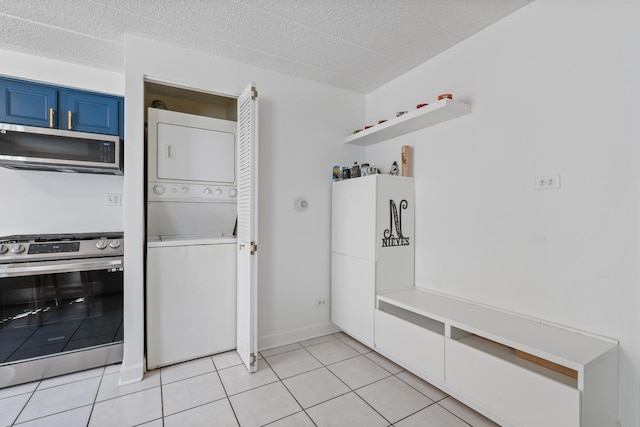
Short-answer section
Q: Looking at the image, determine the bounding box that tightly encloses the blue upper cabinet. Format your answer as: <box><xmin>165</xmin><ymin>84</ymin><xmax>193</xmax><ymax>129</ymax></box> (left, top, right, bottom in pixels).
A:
<box><xmin>60</xmin><ymin>90</ymin><xmax>120</xmax><ymax>136</ymax></box>
<box><xmin>118</xmin><ymin>98</ymin><xmax>124</xmax><ymax>140</ymax></box>
<box><xmin>0</xmin><ymin>79</ymin><xmax>57</xmax><ymax>128</ymax></box>
<box><xmin>0</xmin><ymin>77</ymin><xmax>123</xmax><ymax>138</ymax></box>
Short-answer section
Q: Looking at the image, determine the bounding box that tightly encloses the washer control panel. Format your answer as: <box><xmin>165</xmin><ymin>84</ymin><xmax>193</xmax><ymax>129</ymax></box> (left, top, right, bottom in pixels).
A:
<box><xmin>148</xmin><ymin>182</ymin><xmax>237</xmax><ymax>202</ymax></box>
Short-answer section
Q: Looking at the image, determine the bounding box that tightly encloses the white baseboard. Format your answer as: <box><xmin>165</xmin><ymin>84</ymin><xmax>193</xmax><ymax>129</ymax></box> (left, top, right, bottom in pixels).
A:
<box><xmin>258</xmin><ymin>322</ymin><xmax>339</xmax><ymax>351</ymax></box>
<box><xmin>118</xmin><ymin>361</ymin><xmax>144</xmax><ymax>386</ymax></box>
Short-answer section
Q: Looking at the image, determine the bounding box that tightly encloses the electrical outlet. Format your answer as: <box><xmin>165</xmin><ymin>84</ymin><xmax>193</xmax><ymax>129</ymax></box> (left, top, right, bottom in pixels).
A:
<box><xmin>315</xmin><ymin>297</ymin><xmax>328</xmax><ymax>308</ymax></box>
<box><xmin>534</xmin><ymin>174</ymin><xmax>561</xmax><ymax>190</ymax></box>
<box><xmin>105</xmin><ymin>193</ymin><xmax>121</xmax><ymax>206</ymax></box>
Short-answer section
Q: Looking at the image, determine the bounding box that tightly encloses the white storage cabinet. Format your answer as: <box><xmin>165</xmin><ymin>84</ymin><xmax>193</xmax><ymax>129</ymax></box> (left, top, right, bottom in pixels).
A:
<box><xmin>375</xmin><ymin>289</ymin><xmax>619</xmax><ymax>427</ymax></box>
<box><xmin>331</xmin><ymin>174</ymin><xmax>414</xmax><ymax>347</ymax></box>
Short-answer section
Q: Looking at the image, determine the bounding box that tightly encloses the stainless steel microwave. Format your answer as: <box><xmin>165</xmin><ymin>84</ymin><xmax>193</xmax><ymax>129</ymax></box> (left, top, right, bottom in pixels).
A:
<box><xmin>0</xmin><ymin>122</ymin><xmax>122</xmax><ymax>175</ymax></box>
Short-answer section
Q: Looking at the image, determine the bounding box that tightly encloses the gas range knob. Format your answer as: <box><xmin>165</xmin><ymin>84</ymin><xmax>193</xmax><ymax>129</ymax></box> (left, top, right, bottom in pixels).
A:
<box><xmin>96</xmin><ymin>239</ymin><xmax>108</xmax><ymax>250</ymax></box>
<box><xmin>109</xmin><ymin>240</ymin><xmax>121</xmax><ymax>249</ymax></box>
<box><xmin>203</xmin><ymin>187</ymin><xmax>213</xmax><ymax>195</ymax></box>
<box><xmin>152</xmin><ymin>184</ymin><xmax>165</xmax><ymax>196</ymax></box>
<box><xmin>0</xmin><ymin>244</ymin><xmax>8</xmax><ymax>254</ymax></box>
<box><xmin>228</xmin><ymin>188</ymin><xmax>238</xmax><ymax>198</ymax></box>
<box><xmin>215</xmin><ymin>188</ymin><xmax>223</xmax><ymax>196</ymax></box>
<box><xmin>11</xmin><ymin>244</ymin><xmax>25</xmax><ymax>254</ymax></box>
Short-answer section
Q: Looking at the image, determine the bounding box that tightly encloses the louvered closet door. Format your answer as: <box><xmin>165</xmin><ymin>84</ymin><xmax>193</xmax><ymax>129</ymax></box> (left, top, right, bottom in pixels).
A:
<box><xmin>236</xmin><ymin>82</ymin><xmax>259</xmax><ymax>373</ymax></box>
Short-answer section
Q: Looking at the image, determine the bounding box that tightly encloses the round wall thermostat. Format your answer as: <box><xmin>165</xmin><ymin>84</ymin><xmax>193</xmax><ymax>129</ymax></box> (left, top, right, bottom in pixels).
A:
<box><xmin>294</xmin><ymin>196</ymin><xmax>309</xmax><ymax>212</ymax></box>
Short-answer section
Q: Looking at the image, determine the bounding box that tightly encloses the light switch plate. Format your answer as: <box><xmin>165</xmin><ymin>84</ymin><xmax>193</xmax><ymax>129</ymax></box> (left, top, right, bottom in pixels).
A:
<box><xmin>534</xmin><ymin>175</ymin><xmax>561</xmax><ymax>190</ymax></box>
<box><xmin>105</xmin><ymin>193</ymin><xmax>121</xmax><ymax>206</ymax></box>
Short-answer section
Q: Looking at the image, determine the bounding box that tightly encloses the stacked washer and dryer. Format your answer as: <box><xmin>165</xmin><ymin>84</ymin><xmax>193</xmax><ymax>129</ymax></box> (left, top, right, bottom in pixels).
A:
<box><xmin>145</xmin><ymin>108</ymin><xmax>238</xmax><ymax>369</ymax></box>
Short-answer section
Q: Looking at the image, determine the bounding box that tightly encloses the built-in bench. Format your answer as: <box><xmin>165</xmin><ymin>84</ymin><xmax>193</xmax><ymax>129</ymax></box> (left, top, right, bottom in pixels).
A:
<box><xmin>374</xmin><ymin>288</ymin><xmax>618</xmax><ymax>427</ymax></box>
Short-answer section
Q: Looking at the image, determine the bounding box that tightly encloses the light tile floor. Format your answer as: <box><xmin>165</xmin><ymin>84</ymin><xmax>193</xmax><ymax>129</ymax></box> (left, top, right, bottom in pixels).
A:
<box><xmin>0</xmin><ymin>332</ymin><xmax>500</xmax><ymax>426</ymax></box>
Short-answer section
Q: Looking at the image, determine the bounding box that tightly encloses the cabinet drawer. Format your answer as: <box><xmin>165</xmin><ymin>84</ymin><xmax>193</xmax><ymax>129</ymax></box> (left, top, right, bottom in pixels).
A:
<box><xmin>445</xmin><ymin>337</ymin><xmax>580</xmax><ymax>427</ymax></box>
<box><xmin>374</xmin><ymin>308</ymin><xmax>444</xmax><ymax>382</ymax></box>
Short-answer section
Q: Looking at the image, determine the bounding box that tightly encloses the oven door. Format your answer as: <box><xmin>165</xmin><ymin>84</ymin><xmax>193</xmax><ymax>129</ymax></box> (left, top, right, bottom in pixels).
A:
<box><xmin>0</xmin><ymin>257</ymin><xmax>123</xmax><ymax>387</ymax></box>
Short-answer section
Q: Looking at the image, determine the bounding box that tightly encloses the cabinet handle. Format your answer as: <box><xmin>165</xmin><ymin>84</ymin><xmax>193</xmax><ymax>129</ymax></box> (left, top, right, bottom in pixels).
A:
<box><xmin>68</xmin><ymin>111</ymin><xmax>72</xmax><ymax>130</ymax></box>
<box><xmin>49</xmin><ymin>108</ymin><xmax>54</xmax><ymax>128</ymax></box>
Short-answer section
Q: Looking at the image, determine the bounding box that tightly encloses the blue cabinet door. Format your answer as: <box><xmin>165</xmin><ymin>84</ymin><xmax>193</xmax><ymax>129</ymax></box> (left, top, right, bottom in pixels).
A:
<box><xmin>60</xmin><ymin>90</ymin><xmax>120</xmax><ymax>136</ymax></box>
<box><xmin>0</xmin><ymin>79</ymin><xmax>57</xmax><ymax>128</ymax></box>
<box><xmin>118</xmin><ymin>98</ymin><xmax>124</xmax><ymax>140</ymax></box>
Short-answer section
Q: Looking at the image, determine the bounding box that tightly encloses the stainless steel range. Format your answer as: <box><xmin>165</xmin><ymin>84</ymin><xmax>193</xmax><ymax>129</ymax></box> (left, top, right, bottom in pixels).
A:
<box><xmin>0</xmin><ymin>232</ymin><xmax>124</xmax><ymax>388</ymax></box>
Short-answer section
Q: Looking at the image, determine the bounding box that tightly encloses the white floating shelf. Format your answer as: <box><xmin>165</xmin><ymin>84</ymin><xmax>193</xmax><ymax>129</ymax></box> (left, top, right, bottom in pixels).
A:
<box><xmin>345</xmin><ymin>98</ymin><xmax>471</xmax><ymax>146</ymax></box>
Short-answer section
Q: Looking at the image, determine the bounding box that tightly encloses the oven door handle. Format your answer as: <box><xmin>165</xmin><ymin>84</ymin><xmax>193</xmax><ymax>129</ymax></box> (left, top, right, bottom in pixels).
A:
<box><xmin>0</xmin><ymin>257</ymin><xmax>123</xmax><ymax>278</ymax></box>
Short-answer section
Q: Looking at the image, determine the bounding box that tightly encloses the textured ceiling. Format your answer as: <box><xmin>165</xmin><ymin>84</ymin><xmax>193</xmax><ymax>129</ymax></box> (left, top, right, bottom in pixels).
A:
<box><xmin>0</xmin><ymin>0</ymin><xmax>532</xmax><ymax>93</ymax></box>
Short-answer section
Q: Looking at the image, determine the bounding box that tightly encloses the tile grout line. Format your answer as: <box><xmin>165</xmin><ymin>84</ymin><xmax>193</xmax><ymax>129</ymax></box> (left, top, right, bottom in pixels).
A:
<box><xmin>436</xmin><ymin>401</ymin><xmax>476</xmax><ymax>427</ymax></box>
<box><xmin>4</xmin><ymin>336</ymin><xmax>486</xmax><ymax>427</ymax></box>
<box><xmin>211</xmin><ymin>355</ymin><xmax>243</xmax><ymax>427</ymax></box>
<box><xmin>391</xmin><ymin>372</ymin><xmax>447</xmax><ymax>404</ymax></box>
<box><xmin>260</xmin><ymin>343</ymin><xmax>304</xmax><ymax>359</ymax></box>
<box><xmin>297</xmin><ymin>339</ymin><xmax>395</xmax><ymax>426</ymax></box>
<box><xmin>262</xmin><ymin>335</ymin><xmax>397</xmax><ymax>425</ymax></box>
<box><xmin>264</xmin><ymin>353</ymin><xmax>353</xmax><ymax>414</ymax></box>
<box><xmin>158</xmin><ymin>367</ymin><xmax>165</xmax><ymax>426</ymax></box>
<box><xmin>11</xmin><ymin>404</ymin><xmax>95</xmax><ymax>426</ymax></box>
<box><xmin>10</xmin><ymin>376</ymin><xmax>104</xmax><ymax>426</ymax></box>
<box><xmin>333</xmin><ymin>334</ymin><xmax>488</xmax><ymax>426</ymax></box>
<box><xmin>88</xmin><ymin>374</ymin><xmax>159</xmax><ymax>404</ymax></box>
<box><xmin>258</xmin><ymin>352</ymin><xmax>309</xmax><ymax>425</ymax></box>
<box><xmin>8</xmin><ymin>379</ymin><xmax>40</xmax><ymax>426</ymax></box>
<box><xmin>298</xmin><ymin>334</ymin><xmax>461</xmax><ymax>426</ymax></box>
<box><xmin>386</xmin><ymin>401</ymin><xmax>439</xmax><ymax>426</ymax></box>
<box><xmin>340</xmin><ymin>372</ymin><xmax>395</xmax><ymax>425</ymax></box>
<box><xmin>86</xmin><ymin>366</ymin><xmax>107</xmax><ymax>426</ymax></box>
<box><xmin>260</xmin><ymin>410</ymin><xmax>318</xmax><ymax>427</ymax></box>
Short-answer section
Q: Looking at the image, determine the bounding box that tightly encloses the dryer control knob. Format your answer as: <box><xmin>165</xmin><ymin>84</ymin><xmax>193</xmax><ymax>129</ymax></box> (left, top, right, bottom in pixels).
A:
<box><xmin>109</xmin><ymin>240</ymin><xmax>121</xmax><ymax>249</ymax></box>
<box><xmin>228</xmin><ymin>188</ymin><xmax>238</xmax><ymax>198</ymax></box>
<box><xmin>152</xmin><ymin>184</ymin><xmax>165</xmax><ymax>195</ymax></box>
<box><xmin>96</xmin><ymin>239</ymin><xmax>108</xmax><ymax>250</ymax></box>
<box><xmin>11</xmin><ymin>244</ymin><xmax>25</xmax><ymax>254</ymax></box>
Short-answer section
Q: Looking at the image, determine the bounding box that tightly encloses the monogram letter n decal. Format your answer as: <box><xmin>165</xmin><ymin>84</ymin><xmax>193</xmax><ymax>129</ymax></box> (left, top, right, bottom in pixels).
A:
<box><xmin>382</xmin><ymin>199</ymin><xmax>410</xmax><ymax>247</ymax></box>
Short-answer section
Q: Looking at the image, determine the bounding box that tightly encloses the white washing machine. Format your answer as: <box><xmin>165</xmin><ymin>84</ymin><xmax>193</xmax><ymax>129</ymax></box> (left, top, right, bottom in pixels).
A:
<box><xmin>146</xmin><ymin>235</ymin><xmax>236</xmax><ymax>369</ymax></box>
<box><xmin>145</xmin><ymin>108</ymin><xmax>238</xmax><ymax>368</ymax></box>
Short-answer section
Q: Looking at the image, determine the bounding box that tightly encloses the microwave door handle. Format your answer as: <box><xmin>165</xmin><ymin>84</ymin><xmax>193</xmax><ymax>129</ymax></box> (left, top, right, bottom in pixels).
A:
<box><xmin>0</xmin><ymin>258</ymin><xmax>123</xmax><ymax>278</ymax></box>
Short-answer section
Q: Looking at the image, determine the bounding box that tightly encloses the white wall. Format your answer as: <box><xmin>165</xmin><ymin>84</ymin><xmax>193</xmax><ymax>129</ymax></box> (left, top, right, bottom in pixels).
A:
<box><xmin>122</xmin><ymin>37</ymin><xmax>364</xmax><ymax>382</ymax></box>
<box><xmin>0</xmin><ymin>50</ymin><xmax>124</xmax><ymax>235</ymax></box>
<box><xmin>0</xmin><ymin>44</ymin><xmax>363</xmax><ymax>384</ymax></box>
<box><xmin>364</xmin><ymin>1</ymin><xmax>640</xmax><ymax>425</ymax></box>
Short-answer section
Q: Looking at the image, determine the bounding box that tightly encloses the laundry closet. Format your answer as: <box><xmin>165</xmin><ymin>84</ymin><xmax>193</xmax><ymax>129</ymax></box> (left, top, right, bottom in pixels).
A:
<box><xmin>143</xmin><ymin>82</ymin><xmax>240</xmax><ymax>369</ymax></box>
